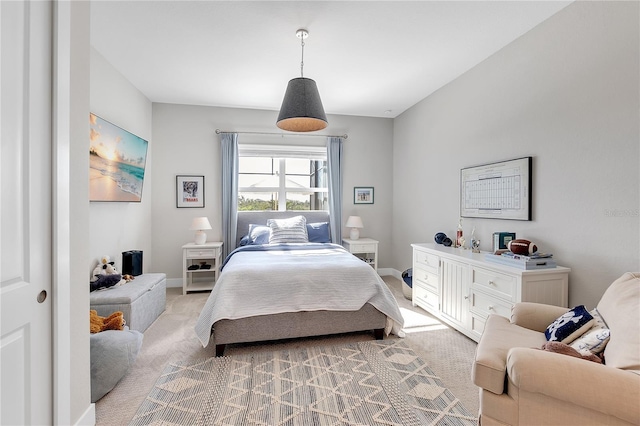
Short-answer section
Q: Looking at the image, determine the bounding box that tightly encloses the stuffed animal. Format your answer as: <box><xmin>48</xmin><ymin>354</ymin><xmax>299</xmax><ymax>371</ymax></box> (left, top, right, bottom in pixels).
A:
<box><xmin>90</xmin><ymin>255</ymin><xmax>125</xmax><ymax>291</ymax></box>
<box><xmin>91</xmin><ymin>255</ymin><xmax>117</xmax><ymax>282</ymax></box>
<box><xmin>122</xmin><ymin>274</ymin><xmax>135</xmax><ymax>282</ymax></box>
<box><xmin>540</xmin><ymin>341</ymin><xmax>602</xmax><ymax>364</ymax></box>
<box><xmin>90</xmin><ymin>310</ymin><xmax>125</xmax><ymax>333</ymax></box>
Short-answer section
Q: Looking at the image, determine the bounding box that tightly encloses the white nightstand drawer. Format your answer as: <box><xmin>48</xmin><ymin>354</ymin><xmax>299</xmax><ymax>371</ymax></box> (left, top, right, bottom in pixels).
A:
<box><xmin>349</xmin><ymin>243</ymin><xmax>376</xmax><ymax>253</ymax></box>
<box><xmin>414</xmin><ymin>250</ymin><xmax>439</xmax><ymax>274</ymax></box>
<box><xmin>186</xmin><ymin>248</ymin><xmax>217</xmax><ymax>258</ymax></box>
<box><xmin>472</xmin><ymin>266</ymin><xmax>516</xmax><ymax>302</ymax></box>
<box><xmin>413</xmin><ymin>267</ymin><xmax>439</xmax><ymax>293</ymax></box>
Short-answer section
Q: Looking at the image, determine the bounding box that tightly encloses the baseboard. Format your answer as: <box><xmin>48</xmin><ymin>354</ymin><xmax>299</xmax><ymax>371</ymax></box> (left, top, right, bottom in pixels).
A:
<box><xmin>378</xmin><ymin>268</ymin><xmax>402</xmax><ymax>280</ymax></box>
<box><xmin>75</xmin><ymin>403</ymin><xmax>95</xmax><ymax>426</ymax></box>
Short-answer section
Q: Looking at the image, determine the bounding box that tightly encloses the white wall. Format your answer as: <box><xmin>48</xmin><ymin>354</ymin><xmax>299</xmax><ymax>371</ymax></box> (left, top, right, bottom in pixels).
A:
<box><xmin>391</xmin><ymin>1</ymin><xmax>639</xmax><ymax>308</ymax></box>
<box><xmin>89</xmin><ymin>48</ymin><xmax>153</xmax><ymax>274</ymax></box>
<box><xmin>150</xmin><ymin>103</ymin><xmax>393</xmax><ymax>280</ymax></box>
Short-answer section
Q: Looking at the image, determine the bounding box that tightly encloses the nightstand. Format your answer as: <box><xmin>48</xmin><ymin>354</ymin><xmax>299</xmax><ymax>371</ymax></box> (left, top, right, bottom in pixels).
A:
<box><xmin>342</xmin><ymin>238</ymin><xmax>378</xmax><ymax>271</ymax></box>
<box><xmin>182</xmin><ymin>242</ymin><xmax>223</xmax><ymax>295</ymax></box>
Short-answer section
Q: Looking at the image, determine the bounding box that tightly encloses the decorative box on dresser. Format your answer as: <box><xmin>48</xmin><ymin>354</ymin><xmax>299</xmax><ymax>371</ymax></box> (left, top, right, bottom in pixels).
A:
<box><xmin>182</xmin><ymin>242</ymin><xmax>223</xmax><ymax>295</ymax></box>
<box><xmin>411</xmin><ymin>243</ymin><xmax>570</xmax><ymax>342</ymax></box>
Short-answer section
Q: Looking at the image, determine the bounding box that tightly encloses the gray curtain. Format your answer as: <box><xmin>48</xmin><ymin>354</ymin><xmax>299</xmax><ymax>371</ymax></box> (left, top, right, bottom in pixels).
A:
<box><xmin>220</xmin><ymin>133</ymin><xmax>238</xmax><ymax>258</ymax></box>
<box><xmin>327</xmin><ymin>137</ymin><xmax>343</xmax><ymax>243</ymax></box>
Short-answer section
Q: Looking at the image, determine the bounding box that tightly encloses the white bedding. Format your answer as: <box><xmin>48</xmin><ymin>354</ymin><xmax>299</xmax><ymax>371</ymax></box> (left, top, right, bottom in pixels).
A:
<box><xmin>195</xmin><ymin>244</ymin><xmax>405</xmax><ymax>347</ymax></box>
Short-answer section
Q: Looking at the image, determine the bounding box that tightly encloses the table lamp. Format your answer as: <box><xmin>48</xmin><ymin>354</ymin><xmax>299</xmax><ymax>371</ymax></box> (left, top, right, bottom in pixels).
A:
<box><xmin>190</xmin><ymin>217</ymin><xmax>212</xmax><ymax>245</ymax></box>
<box><xmin>345</xmin><ymin>216</ymin><xmax>363</xmax><ymax>240</ymax></box>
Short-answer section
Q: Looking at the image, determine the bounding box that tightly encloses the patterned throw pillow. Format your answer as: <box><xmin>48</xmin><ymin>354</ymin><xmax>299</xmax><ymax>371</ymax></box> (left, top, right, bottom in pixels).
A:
<box><xmin>545</xmin><ymin>305</ymin><xmax>595</xmax><ymax>344</ymax></box>
<box><xmin>570</xmin><ymin>308</ymin><xmax>611</xmax><ymax>356</ymax></box>
<box><xmin>267</xmin><ymin>216</ymin><xmax>309</xmax><ymax>244</ymax></box>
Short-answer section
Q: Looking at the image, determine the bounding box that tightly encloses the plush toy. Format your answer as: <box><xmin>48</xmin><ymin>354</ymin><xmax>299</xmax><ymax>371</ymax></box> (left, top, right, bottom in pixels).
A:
<box><xmin>90</xmin><ymin>310</ymin><xmax>125</xmax><ymax>334</ymax></box>
<box><xmin>122</xmin><ymin>274</ymin><xmax>135</xmax><ymax>282</ymax></box>
<box><xmin>90</xmin><ymin>255</ymin><xmax>125</xmax><ymax>291</ymax></box>
<box><xmin>91</xmin><ymin>255</ymin><xmax>116</xmax><ymax>282</ymax></box>
<box><xmin>540</xmin><ymin>341</ymin><xmax>602</xmax><ymax>364</ymax></box>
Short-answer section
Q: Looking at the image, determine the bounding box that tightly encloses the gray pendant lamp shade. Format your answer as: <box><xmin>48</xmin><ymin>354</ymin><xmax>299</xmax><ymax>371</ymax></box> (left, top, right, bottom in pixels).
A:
<box><xmin>276</xmin><ymin>29</ymin><xmax>328</xmax><ymax>132</ymax></box>
<box><xmin>277</xmin><ymin>77</ymin><xmax>328</xmax><ymax>132</ymax></box>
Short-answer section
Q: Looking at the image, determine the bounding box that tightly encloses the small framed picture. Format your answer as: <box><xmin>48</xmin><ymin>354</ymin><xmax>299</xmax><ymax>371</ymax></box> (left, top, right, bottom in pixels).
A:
<box><xmin>176</xmin><ymin>175</ymin><xmax>204</xmax><ymax>208</ymax></box>
<box><xmin>354</xmin><ymin>187</ymin><xmax>374</xmax><ymax>204</ymax></box>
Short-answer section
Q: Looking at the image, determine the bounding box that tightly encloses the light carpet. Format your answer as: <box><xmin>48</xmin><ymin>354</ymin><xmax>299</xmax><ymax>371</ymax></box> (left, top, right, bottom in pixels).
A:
<box><xmin>130</xmin><ymin>339</ymin><xmax>475</xmax><ymax>426</ymax></box>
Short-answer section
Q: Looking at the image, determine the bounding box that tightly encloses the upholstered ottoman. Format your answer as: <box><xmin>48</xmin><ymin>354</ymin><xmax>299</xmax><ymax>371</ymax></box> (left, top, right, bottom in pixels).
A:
<box><xmin>90</xmin><ymin>273</ymin><xmax>166</xmax><ymax>332</ymax></box>
<box><xmin>90</xmin><ymin>327</ymin><xmax>143</xmax><ymax>402</ymax></box>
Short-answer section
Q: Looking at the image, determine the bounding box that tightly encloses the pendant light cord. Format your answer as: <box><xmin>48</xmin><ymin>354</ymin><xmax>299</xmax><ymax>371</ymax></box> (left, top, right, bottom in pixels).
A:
<box><xmin>300</xmin><ymin>37</ymin><xmax>305</xmax><ymax>78</ymax></box>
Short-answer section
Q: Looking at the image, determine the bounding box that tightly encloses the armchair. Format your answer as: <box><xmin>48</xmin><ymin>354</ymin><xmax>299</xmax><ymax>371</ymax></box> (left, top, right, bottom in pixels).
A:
<box><xmin>472</xmin><ymin>272</ymin><xmax>640</xmax><ymax>425</ymax></box>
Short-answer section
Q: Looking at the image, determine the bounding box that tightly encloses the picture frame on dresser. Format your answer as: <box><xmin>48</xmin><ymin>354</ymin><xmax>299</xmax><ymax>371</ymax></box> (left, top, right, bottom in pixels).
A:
<box><xmin>176</xmin><ymin>175</ymin><xmax>204</xmax><ymax>208</ymax></box>
<box><xmin>354</xmin><ymin>187</ymin><xmax>374</xmax><ymax>204</ymax></box>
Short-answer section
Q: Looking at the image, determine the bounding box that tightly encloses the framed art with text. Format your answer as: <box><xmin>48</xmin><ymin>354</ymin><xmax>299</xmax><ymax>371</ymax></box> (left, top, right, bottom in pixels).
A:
<box><xmin>460</xmin><ymin>157</ymin><xmax>532</xmax><ymax>221</ymax></box>
<box><xmin>354</xmin><ymin>187</ymin><xmax>374</xmax><ymax>204</ymax></box>
<box><xmin>176</xmin><ymin>175</ymin><xmax>204</xmax><ymax>208</ymax></box>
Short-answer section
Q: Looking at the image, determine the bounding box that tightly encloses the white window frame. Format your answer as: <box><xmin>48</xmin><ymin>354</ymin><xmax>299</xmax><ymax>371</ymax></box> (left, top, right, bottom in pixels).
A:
<box><xmin>238</xmin><ymin>144</ymin><xmax>328</xmax><ymax>211</ymax></box>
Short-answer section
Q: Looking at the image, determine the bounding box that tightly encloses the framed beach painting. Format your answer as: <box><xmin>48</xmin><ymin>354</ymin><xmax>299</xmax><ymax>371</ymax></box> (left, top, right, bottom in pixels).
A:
<box><xmin>89</xmin><ymin>113</ymin><xmax>149</xmax><ymax>202</ymax></box>
<box><xmin>354</xmin><ymin>187</ymin><xmax>374</xmax><ymax>204</ymax></box>
<box><xmin>176</xmin><ymin>175</ymin><xmax>205</xmax><ymax>208</ymax></box>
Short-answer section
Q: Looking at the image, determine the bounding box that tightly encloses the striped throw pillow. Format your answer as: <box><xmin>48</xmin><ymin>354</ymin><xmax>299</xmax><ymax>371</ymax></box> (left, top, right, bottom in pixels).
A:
<box><xmin>267</xmin><ymin>216</ymin><xmax>308</xmax><ymax>244</ymax></box>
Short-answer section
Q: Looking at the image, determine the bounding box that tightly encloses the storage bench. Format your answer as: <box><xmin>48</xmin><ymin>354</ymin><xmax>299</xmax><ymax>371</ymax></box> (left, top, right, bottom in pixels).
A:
<box><xmin>90</xmin><ymin>273</ymin><xmax>166</xmax><ymax>332</ymax></box>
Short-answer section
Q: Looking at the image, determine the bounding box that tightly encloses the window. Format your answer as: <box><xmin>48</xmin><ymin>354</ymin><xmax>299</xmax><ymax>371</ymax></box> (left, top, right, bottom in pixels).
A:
<box><xmin>238</xmin><ymin>144</ymin><xmax>328</xmax><ymax>211</ymax></box>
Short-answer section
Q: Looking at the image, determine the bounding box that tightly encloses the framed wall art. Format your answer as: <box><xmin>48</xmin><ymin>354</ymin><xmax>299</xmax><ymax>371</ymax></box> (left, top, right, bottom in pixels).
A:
<box><xmin>176</xmin><ymin>175</ymin><xmax>204</xmax><ymax>208</ymax></box>
<box><xmin>89</xmin><ymin>113</ymin><xmax>148</xmax><ymax>202</ymax></box>
<box><xmin>354</xmin><ymin>187</ymin><xmax>374</xmax><ymax>204</ymax></box>
<box><xmin>460</xmin><ymin>156</ymin><xmax>532</xmax><ymax>221</ymax></box>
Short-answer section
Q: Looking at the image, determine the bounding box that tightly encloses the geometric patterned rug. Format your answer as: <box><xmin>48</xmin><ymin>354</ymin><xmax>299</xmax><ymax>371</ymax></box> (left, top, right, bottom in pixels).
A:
<box><xmin>129</xmin><ymin>339</ymin><xmax>477</xmax><ymax>425</ymax></box>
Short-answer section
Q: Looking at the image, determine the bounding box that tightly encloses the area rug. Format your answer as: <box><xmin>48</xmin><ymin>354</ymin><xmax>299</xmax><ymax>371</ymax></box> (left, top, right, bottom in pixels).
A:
<box><xmin>129</xmin><ymin>339</ymin><xmax>477</xmax><ymax>425</ymax></box>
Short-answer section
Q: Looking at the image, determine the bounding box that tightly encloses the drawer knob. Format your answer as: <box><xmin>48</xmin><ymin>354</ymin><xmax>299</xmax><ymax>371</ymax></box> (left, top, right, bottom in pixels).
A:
<box><xmin>464</xmin><ymin>295</ymin><xmax>469</xmax><ymax>300</ymax></box>
<box><xmin>488</xmin><ymin>305</ymin><xmax>494</xmax><ymax>311</ymax></box>
<box><xmin>488</xmin><ymin>280</ymin><xmax>495</xmax><ymax>286</ymax></box>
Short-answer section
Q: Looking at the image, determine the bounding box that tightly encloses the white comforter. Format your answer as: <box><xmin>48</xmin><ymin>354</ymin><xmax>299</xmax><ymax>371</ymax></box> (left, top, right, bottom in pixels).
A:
<box><xmin>195</xmin><ymin>244</ymin><xmax>404</xmax><ymax>347</ymax></box>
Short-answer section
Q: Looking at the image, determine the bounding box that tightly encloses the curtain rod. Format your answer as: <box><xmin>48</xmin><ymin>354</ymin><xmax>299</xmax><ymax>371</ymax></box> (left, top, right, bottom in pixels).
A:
<box><xmin>215</xmin><ymin>129</ymin><xmax>348</xmax><ymax>139</ymax></box>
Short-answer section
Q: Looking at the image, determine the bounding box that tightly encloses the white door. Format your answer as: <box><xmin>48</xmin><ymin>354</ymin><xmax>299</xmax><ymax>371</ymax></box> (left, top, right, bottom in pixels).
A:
<box><xmin>1</xmin><ymin>1</ymin><xmax>53</xmax><ymax>424</ymax></box>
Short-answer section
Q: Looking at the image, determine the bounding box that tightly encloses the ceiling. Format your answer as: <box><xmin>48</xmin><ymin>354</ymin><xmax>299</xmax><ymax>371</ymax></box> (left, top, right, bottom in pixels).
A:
<box><xmin>90</xmin><ymin>1</ymin><xmax>572</xmax><ymax>119</ymax></box>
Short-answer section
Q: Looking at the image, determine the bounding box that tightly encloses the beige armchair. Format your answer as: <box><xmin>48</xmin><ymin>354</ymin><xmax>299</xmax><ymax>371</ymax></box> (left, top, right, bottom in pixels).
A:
<box><xmin>472</xmin><ymin>272</ymin><xmax>640</xmax><ymax>425</ymax></box>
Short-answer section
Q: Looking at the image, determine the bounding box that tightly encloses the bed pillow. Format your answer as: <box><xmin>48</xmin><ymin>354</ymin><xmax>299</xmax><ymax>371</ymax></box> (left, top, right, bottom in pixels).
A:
<box><xmin>267</xmin><ymin>215</ymin><xmax>308</xmax><ymax>244</ymax></box>
<box><xmin>307</xmin><ymin>222</ymin><xmax>331</xmax><ymax>243</ymax></box>
<box><xmin>545</xmin><ymin>305</ymin><xmax>595</xmax><ymax>344</ymax></box>
<box><xmin>240</xmin><ymin>224</ymin><xmax>270</xmax><ymax>246</ymax></box>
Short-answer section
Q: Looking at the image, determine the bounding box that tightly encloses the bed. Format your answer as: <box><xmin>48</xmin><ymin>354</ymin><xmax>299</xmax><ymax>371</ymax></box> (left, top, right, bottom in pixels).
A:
<box><xmin>195</xmin><ymin>211</ymin><xmax>404</xmax><ymax>356</ymax></box>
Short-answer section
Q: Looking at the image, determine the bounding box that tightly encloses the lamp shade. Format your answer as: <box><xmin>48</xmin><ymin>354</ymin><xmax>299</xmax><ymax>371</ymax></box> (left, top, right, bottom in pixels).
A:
<box><xmin>189</xmin><ymin>217</ymin><xmax>212</xmax><ymax>231</ymax></box>
<box><xmin>345</xmin><ymin>216</ymin><xmax>363</xmax><ymax>228</ymax></box>
<box><xmin>276</xmin><ymin>77</ymin><xmax>328</xmax><ymax>132</ymax></box>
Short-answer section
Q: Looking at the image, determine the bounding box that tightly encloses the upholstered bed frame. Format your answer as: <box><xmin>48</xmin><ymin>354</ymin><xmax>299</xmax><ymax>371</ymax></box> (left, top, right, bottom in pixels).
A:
<box><xmin>211</xmin><ymin>211</ymin><xmax>387</xmax><ymax>356</ymax></box>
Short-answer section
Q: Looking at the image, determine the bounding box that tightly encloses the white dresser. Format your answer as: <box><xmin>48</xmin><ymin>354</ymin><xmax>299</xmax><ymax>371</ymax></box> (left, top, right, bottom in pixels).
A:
<box><xmin>411</xmin><ymin>243</ymin><xmax>570</xmax><ymax>342</ymax></box>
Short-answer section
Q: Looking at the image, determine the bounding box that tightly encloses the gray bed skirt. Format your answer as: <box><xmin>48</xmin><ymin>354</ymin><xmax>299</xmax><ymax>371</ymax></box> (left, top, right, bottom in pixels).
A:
<box><xmin>211</xmin><ymin>303</ymin><xmax>387</xmax><ymax>356</ymax></box>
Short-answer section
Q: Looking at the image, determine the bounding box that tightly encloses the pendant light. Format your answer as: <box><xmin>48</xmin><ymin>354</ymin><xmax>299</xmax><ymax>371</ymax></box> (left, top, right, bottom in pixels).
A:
<box><xmin>276</xmin><ymin>29</ymin><xmax>328</xmax><ymax>132</ymax></box>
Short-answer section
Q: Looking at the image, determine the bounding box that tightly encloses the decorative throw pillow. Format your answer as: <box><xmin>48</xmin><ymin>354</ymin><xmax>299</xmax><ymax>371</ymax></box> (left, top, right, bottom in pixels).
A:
<box><xmin>307</xmin><ymin>222</ymin><xmax>331</xmax><ymax>243</ymax></box>
<box><xmin>267</xmin><ymin>216</ymin><xmax>308</xmax><ymax>244</ymax></box>
<box><xmin>570</xmin><ymin>308</ymin><xmax>611</xmax><ymax>356</ymax></box>
<box><xmin>247</xmin><ymin>224</ymin><xmax>271</xmax><ymax>245</ymax></box>
<box><xmin>545</xmin><ymin>305</ymin><xmax>595</xmax><ymax>344</ymax></box>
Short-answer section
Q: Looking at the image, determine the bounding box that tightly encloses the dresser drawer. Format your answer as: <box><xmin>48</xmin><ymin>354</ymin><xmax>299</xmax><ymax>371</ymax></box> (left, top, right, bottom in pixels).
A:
<box><xmin>186</xmin><ymin>248</ymin><xmax>217</xmax><ymax>258</ymax></box>
<box><xmin>472</xmin><ymin>266</ymin><xmax>517</xmax><ymax>302</ymax></box>
<box><xmin>413</xmin><ymin>267</ymin><xmax>439</xmax><ymax>293</ymax></box>
<box><xmin>470</xmin><ymin>289</ymin><xmax>512</xmax><ymax>319</ymax></box>
<box><xmin>413</xmin><ymin>284</ymin><xmax>439</xmax><ymax>312</ymax></box>
<box><xmin>413</xmin><ymin>250</ymin><xmax>439</xmax><ymax>274</ymax></box>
